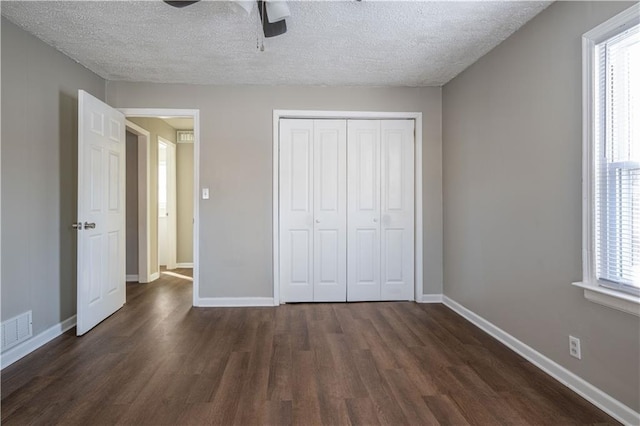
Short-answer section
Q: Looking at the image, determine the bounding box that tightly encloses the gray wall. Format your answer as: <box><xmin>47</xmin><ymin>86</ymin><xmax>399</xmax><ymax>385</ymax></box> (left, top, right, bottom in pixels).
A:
<box><xmin>106</xmin><ymin>84</ymin><xmax>443</xmax><ymax>298</ymax></box>
<box><xmin>127</xmin><ymin>117</ymin><xmax>177</xmax><ymax>275</ymax></box>
<box><xmin>125</xmin><ymin>130</ymin><xmax>139</xmax><ymax>276</ymax></box>
<box><xmin>1</xmin><ymin>18</ymin><xmax>106</xmax><ymax>334</ymax></box>
<box><xmin>177</xmin><ymin>141</ymin><xmax>194</xmax><ymax>264</ymax></box>
<box><xmin>442</xmin><ymin>1</ymin><xmax>639</xmax><ymax>412</ymax></box>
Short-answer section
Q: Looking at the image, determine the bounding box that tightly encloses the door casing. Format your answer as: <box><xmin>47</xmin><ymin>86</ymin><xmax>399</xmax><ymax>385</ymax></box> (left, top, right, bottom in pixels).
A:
<box><xmin>125</xmin><ymin>120</ymin><xmax>152</xmax><ymax>283</ymax></box>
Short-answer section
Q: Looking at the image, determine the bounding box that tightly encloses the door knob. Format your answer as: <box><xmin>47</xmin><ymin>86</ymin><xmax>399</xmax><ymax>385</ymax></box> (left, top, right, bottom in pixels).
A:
<box><xmin>373</xmin><ymin>218</ymin><xmax>378</xmax><ymax>223</ymax></box>
<box><xmin>84</xmin><ymin>222</ymin><xmax>96</xmax><ymax>229</ymax></box>
<box><xmin>315</xmin><ymin>219</ymin><xmax>321</xmax><ymax>223</ymax></box>
<box><xmin>71</xmin><ymin>222</ymin><xmax>83</xmax><ymax>230</ymax></box>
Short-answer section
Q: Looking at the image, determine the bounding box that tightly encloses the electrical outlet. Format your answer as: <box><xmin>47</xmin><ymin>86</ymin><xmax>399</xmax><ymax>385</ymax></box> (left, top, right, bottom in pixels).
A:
<box><xmin>569</xmin><ymin>335</ymin><xmax>581</xmax><ymax>359</ymax></box>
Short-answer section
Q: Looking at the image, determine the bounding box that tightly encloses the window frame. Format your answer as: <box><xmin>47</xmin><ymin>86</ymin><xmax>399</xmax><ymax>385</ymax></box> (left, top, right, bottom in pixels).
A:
<box><xmin>573</xmin><ymin>3</ymin><xmax>640</xmax><ymax>316</ymax></box>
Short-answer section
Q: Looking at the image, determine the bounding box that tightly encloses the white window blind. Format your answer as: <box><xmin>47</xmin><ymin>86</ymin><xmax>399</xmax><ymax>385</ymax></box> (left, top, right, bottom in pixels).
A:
<box><xmin>594</xmin><ymin>24</ymin><xmax>640</xmax><ymax>296</ymax></box>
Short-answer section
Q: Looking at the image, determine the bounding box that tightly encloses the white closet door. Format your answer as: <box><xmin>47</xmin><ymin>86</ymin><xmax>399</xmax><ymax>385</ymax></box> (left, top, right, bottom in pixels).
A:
<box><xmin>280</xmin><ymin>118</ymin><xmax>414</xmax><ymax>304</ymax></box>
<box><xmin>380</xmin><ymin>120</ymin><xmax>415</xmax><ymax>300</ymax></box>
<box><xmin>347</xmin><ymin>120</ymin><xmax>381</xmax><ymax>301</ymax></box>
<box><xmin>280</xmin><ymin>119</ymin><xmax>314</xmax><ymax>302</ymax></box>
<box><xmin>313</xmin><ymin>120</ymin><xmax>347</xmax><ymax>302</ymax></box>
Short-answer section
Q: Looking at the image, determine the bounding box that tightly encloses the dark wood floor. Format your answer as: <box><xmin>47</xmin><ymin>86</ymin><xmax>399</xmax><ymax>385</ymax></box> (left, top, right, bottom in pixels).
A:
<box><xmin>2</xmin><ymin>270</ymin><xmax>618</xmax><ymax>425</ymax></box>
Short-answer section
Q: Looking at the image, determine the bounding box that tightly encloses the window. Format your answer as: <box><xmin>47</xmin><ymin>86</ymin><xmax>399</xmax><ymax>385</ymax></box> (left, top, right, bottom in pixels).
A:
<box><xmin>595</xmin><ymin>22</ymin><xmax>640</xmax><ymax>295</ymax></box>
<box><xmin>575</xmin><ymin>4</ymin><xmax>640</xmax><ymax>315</ymax></box>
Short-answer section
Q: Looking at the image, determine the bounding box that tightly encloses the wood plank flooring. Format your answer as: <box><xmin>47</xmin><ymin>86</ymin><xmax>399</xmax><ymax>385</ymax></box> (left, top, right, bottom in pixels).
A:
<box><xmin>2</xmin><ymin>270</ymin><xmax>618</xmax><ymax>425</ymax></box>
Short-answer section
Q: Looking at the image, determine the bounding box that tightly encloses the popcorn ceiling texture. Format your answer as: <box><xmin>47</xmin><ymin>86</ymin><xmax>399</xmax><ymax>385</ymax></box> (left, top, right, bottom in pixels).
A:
<box><xmin>1</xmin><ymin>1</ymin><xmax>551</xmax><ymax>86</ymax></box>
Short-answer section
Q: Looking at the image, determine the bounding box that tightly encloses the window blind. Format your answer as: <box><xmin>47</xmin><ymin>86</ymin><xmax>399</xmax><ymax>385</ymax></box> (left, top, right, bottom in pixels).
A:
<box><xmin>594</xmin><ymin>24</ymin><xmax>640</xmax><ymax>295</ymax></box>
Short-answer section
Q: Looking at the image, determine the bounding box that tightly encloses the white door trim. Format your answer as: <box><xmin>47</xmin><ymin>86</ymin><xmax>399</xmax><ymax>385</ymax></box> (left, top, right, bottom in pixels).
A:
<box><xmin>272</xmin><ymin>110</ymin><xmax>423</xmax><ymax>305</ymax></box>
<box><xmin>125</xmin><ymin>120</ymin><xmax>152</xmax><ymax>283</ymax></box>
<box><xmin>119</xmin><ymin>108</ymin><xmax>200</xmax><ymax>307</ymax></box>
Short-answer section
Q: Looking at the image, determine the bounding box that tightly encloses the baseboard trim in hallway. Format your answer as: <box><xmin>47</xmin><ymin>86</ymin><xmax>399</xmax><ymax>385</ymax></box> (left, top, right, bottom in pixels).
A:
<box><xmin>1</xmin><ymin>315</ymin><xmax>76</xmax><ymax>370</ymax></box>
<box><xmin>442</xmin><ymin>296</ymin><xmax>640</xmax><ymax>425</ymax></box>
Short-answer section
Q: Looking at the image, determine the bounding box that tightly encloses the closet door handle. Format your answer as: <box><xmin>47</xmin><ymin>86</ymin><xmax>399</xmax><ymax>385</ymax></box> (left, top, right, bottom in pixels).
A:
<box><xmin>315</xmin><ymin>219</ymin><xmax>321</xmax><ymax>223</ymax></box>
<box><xmin>373</xmin><ymin>218</ymin><xmax>378</xmax><ymax>223</ymax></box>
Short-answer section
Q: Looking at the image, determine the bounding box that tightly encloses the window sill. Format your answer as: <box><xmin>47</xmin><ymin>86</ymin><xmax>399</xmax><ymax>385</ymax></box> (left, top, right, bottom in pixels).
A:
<box><xmin>572</xmin><ymin>282</ymin><xmax>640</xmax><ymax>317</ymax></box>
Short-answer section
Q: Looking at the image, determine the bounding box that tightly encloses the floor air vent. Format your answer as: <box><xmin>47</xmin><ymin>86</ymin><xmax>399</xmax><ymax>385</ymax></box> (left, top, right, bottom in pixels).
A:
<box><xmin>1</xmin><ymin>311</ymin><xmax>32</xmax><ymax>352</ymax></box>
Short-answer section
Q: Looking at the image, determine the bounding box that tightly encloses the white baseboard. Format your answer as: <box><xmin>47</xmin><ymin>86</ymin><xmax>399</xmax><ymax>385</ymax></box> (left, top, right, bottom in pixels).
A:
<box><xmin>126</xmin><ymin>274</ymin><xmax>139</xmax><ymax>282</ymax></box>
<box><xmin>442</xmin><ymin>296</ymin><xmax>640</xmax><ymax>426</ymax></box>
<box><xmin>416</xmin><ymin>294</ymin><xmax>443</xmax><ymax>303</ymax></box>
<box><xmin>195</xmin><ymin>297</ymin><xmax>276</xmax><ymax>307</ymax></box>
<box><xmin>1</xmin><ymin>315</ymin><xmax>76</xmax><ymax>370</ymax></box>
<box><xmin>150</xmin><ymin>272</ymin><xmax>160</xmax><ymax>281</ymax></box>
<box><xmin>176</xmin><ymin>263</ymin><xmax>194</xmax><ymax>268</ymax></box>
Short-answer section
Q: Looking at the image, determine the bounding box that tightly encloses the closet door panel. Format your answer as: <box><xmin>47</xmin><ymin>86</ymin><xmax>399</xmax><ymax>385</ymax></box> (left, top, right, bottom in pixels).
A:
<box><xmin>381</xmin><ymin>120</ymin><xmax>415</xmax><ymax>300</ymax></box>
<box><xmin>347</xmin><ymin>120</ymin><xmax>381</xmax><ymax>301</ymax></box>
<box><xmin>280</xmin><ymin>119</ymin><xmax>314</xmax><ymax>302</ymax></box>
<box><xmin>313</xmin><ymin>120</ymin><xmax>347</xmax><ymax>302</ymax></box>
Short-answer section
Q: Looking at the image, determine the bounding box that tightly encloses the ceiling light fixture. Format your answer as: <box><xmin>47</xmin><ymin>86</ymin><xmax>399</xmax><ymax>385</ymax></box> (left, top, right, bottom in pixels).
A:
<box><xmin>163</xmin><ymin>0</ymin><xmax>199</xmax><ymax>8</ymax></box>
<box><xmin>163</xmin><ymin>0</ymin><xmax>290</xmax><ymax>40</ymax></box>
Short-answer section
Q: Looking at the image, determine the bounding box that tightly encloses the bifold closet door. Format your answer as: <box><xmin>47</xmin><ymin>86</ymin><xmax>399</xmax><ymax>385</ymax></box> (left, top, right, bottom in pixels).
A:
<box><xmin>280</xmin><ymin>119</ymin><xmax>314</xmax><ymax>302</ymax></box>
<box><xmin>380</xmin><ymin>120</ymin><xmax>414</xmax><ymax>300</ymax></box>
<box><xmin>347</xmin><ymin>120</ymin><xmax>381</xmax><ymax>301</ymax></box>
<box><xmin>347</xmin><ymin>119</ymin><xmax>415</xmax><ymax>301</ymax></box>
<box><xmin>279</xmin><ymin>119</ymin><xmax>346</xmax><ymax>302</ymax></box>
<box><xmin>313</xmin><ymin>120</ymin><xmax>347</xmax><ymax>301</ymax></box>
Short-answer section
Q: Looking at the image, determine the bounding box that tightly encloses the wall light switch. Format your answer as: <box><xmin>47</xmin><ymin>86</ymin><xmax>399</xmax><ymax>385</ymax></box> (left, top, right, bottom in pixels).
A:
<box><xmin>202</xmin><ymin>188</ymin><xmax>210</xmax><ymax>200</ymax></box>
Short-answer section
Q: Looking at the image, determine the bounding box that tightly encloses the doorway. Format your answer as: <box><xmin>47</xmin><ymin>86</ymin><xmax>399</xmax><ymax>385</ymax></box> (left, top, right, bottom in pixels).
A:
<box><xmin>125</xmin><ymin>121</ymin><xmax>152</xmax><ymax>283</ymax></box>
<box><xmin>121</xmin><ymin>109</ymin><xmax>200</xmax><ymax>307</ymax></box>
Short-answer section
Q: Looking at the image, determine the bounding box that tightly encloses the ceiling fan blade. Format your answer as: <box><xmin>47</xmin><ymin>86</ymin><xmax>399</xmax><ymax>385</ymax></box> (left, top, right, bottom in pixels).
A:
<box><xmin>233</xmin><ymin>1</ymin><xmax>255</xmax><ymax>15</ymax></box>
<box><xmin>163</xmin><ymin>1</ymin><xmax>200</xmax><ymax>8</ymax></box>
<box><xmin>266</xmin><ymin>1</ymin><xmax>290</xmax><ymax>23</ymax></box>
<box><xmin>257</xmin><ymin>0</ymin><xmax>287</xmax><ymax>38</ymax></box>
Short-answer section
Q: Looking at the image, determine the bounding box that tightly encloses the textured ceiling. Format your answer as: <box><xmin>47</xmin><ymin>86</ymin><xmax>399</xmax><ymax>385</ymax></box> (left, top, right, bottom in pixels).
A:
<box><xmin>1</xmin><ymin>1</ymin><xmax>551</xmax><ymax>86</ymax></box>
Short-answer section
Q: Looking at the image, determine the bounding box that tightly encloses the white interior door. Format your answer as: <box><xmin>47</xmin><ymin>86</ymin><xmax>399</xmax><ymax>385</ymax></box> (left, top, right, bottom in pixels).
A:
<box><xmin>158</xmin><ymin>141</ymin><xmax>168</xmax><ymax>266</ymax></box>
<box><xmin>280</xmin><ymin>119</ymin><xmax>314</xmax><ymax>302</ymax></box>
<box><xmin>158</xmin><ymin>138</ymin><xmax>177</xmax><ymax>270</ymax></box>
<box><xmin>77</xmin><ymin>90</ymin><xmax>126</xmax><ymax>335</ymax></box>
<box><xmin>347</xmin><ymin>119</ymin><xmax>415</xmax><ymax>301</ymax></box>
<box><xmin>347</xmin><ymin>120</ymin><xmax>382</xmax><ymax>301</ymax></box>
<box><xmin>313</xmin><ymin>120</ymin><xmax>347</xmax><ymax>302</ymax></box>
<box><xmin>166</xmin><ymin>140</ymin><xmax>177</xmax><ymax>270</ymax></box>
<box><xmin>381</xmin><ymin>120</ymin><xmax>415</xmax><ymax>300</ymax></box>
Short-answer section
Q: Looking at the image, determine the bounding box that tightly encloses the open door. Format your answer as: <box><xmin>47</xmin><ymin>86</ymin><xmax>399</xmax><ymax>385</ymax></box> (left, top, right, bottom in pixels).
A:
<box><xmin>158</xmin><ymin>138</ymin><xmax>177</xmax><ymax>270</ymax></box>
<box><xmin>167</xmin><ymin>140</ymin><xmax>177</xmax><ymax>270</ymax></box>
<box><xmin>76</xmin><ymin>90</ymin><xmax>126</xmax><ymax>335</ymax></box>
